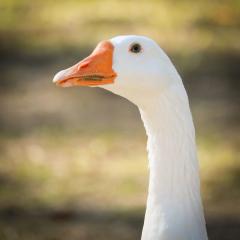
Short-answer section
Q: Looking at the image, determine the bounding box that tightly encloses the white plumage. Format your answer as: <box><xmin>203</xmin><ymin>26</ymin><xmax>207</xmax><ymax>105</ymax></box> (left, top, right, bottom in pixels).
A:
<box><xmin>54</xmin><ymin>35</ymin><xmax>208</xmax><ymax>240</ymax></box>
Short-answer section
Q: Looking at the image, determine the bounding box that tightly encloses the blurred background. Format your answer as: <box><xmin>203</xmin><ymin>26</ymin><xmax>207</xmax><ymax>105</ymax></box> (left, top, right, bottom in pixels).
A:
<box><xmin>0</xmin><ymin>0</ymin><xmax>239</xmax><ymax>239</ymax></box>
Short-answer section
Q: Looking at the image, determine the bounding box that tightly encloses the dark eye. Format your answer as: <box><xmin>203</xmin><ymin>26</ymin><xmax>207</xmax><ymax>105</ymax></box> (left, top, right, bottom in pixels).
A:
<box><xmin>129</xmin><ymin>43</ymin><xmax>142</xmax><ymax>53</ymax></box>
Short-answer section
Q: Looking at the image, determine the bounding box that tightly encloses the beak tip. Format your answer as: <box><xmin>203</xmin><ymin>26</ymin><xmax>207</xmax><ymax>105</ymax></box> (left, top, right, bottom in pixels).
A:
<box><xmin>53</xmin><ymin>69</ymin><xmax>68</xmax><ymax>84</ymax></box>
<box><xmin>53</xmin><ymin>71</ymin><xmax>61</xmax><ymax>83</ymax></box>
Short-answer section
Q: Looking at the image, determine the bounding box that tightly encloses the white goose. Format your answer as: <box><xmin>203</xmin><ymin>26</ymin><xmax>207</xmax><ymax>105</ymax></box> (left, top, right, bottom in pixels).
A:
<box><xmin>53</xmin><ymin>35</ymin><xmax>208</xmax><ymax>240</ymax></box>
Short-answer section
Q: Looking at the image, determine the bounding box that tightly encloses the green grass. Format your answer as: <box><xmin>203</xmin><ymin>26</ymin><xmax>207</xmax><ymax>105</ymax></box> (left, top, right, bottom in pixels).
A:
<box><xmin>0</xmin><ymin>130</ymin><xmax>239</xmax><ymax>213</ymax></box>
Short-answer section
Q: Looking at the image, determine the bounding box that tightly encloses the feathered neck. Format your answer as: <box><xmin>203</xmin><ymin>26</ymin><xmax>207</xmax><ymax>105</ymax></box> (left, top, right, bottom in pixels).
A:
<box><xmin>139</xmin><ymin>84</ymin><xmax>208</xmax><ymax>240</ymax></box>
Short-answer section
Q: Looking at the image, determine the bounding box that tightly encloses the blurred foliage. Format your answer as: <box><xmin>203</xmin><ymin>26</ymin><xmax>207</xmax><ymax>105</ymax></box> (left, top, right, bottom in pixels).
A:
<box><xmin>0</xmin><ymin>0</ymin><xmax>239</xmax><ymax>239</ymax></box>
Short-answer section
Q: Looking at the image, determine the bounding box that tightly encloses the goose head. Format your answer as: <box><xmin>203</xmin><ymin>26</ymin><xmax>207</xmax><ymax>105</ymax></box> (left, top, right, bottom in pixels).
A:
<box><xmin>53</xmin><ymin>35</ymin><xmax>182</xmax><ymax>108</ymax></box>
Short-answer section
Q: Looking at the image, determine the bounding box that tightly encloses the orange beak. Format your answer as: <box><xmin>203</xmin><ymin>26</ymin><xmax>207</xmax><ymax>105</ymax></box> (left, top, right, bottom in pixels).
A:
<box><xmin>53</xmin><ymin>41</ymin><xmax>117</xmax><ymax>87</ymax></box>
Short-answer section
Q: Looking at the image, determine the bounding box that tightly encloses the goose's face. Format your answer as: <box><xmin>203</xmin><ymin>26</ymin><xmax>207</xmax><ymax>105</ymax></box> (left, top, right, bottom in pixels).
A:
<box><xmin>53</xmin><ymin>35</ymin><xmax>179</xmax><ymax>106</ymax></box>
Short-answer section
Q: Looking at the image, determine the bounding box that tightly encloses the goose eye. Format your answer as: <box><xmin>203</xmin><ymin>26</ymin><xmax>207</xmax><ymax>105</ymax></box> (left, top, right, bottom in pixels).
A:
<box><xmin>129</xmin><ymin>43</ymin><xmax>142</xmax><ymax>53</ymax></box>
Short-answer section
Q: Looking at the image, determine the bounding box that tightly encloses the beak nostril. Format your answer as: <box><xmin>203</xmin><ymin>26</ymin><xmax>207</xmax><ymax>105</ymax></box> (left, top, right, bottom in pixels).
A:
<box><xmin>78</xmin><ymin>61</ymin><xmax>89</xmax><ymax>70</ymax></box>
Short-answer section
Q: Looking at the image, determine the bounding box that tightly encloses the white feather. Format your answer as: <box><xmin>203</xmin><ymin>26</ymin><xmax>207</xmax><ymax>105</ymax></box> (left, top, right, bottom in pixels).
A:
<box><xmin>102</xmin><ymin>35</ymin><xmax>208</xmax><ymax>240</ymax></box>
